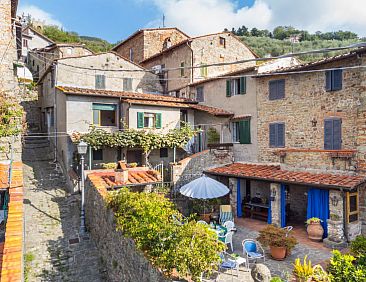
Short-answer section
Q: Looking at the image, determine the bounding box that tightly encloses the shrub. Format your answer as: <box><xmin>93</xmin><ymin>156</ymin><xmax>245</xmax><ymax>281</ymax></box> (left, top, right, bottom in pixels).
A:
<box><xmin>107</xmin><ymin>188</ymin><xmax>225</xmax><ymax>281</ymax></box>
<box><xmin>350</xmin><ymin>235</ymin><xmax>366</xmax><ymax>258</ymax></box>
<box><xmin>327</xmin><ymin>250</ymin><xmax>366</xmax><ymax>282</ymax></box>
<box><xmin>293</xmin><ymin>255</ymin><xmax>313</xmax><ymax>281</ymax></box>
<box><xmin>270</xmin><ymin>277</ymin><xmax>284</xmax><ymax>282</ymax></box>
<box><xmin>257</xmin><ymin>225</ymin><xmax>297</xmax><ymax>251</ymax></box>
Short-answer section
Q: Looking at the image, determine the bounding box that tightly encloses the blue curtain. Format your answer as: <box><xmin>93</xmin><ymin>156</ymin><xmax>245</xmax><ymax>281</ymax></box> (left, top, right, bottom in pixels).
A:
<box><xmin>280</xmin><ymin>184</ymin><xmax>286</xmax><ymax>227</ymax></box>
<box><xmin>267</xmin><ymin>198</ymin><xmax>272</xmax><ymax>224</ymax></box>
<box><xmin>307</xmin><ymin>188</ymin><xmax>330</xmax><ymax>238</ymax></box>
<box><xmin>237</xmin><ymin>179</ymin><xmax>243</xmax><ymax>217</ymax></box>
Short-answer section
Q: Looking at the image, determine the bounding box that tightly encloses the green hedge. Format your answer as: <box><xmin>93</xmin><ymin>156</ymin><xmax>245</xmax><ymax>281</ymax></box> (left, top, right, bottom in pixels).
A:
<box><xmin>107</xmin><ymin>188</ymin><xmax>225</xmax><ymax>281</ymax></box>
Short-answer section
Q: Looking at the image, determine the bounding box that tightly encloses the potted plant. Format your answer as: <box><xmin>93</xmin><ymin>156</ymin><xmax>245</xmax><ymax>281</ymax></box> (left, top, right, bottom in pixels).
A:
<box><xmin>306</xmin><ymin>217</ymin><xmax>324</xmax><ymax>241</ymax></box>
<box><xmin>257</xmin><ymin>225</ymin><xmax>298</xmax><ymax>260</ymax></box>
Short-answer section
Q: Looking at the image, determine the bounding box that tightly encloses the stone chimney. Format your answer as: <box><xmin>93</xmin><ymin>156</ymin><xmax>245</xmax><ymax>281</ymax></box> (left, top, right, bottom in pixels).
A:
<box><xmin>115</xmin><ymin>161</ymin><xmax>129</xmax><ymax>184</ymax></box>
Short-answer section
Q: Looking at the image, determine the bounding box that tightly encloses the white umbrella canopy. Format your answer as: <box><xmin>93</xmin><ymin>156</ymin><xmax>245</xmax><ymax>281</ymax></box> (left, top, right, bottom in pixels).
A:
<box><xmin>179</xmin><ymin>175</ymin><xmax>230</xmax><ymax>199</ymax></box>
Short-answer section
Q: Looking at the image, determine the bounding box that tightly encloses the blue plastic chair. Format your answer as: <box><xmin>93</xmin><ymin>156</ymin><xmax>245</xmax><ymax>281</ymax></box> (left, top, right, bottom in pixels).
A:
<box><xmin>242</xmin><ymin>239</ymin><xmax>265</xmax><ymax>265</ymax></box>
<box><xmin>218</xmin><ymin>252</ymin><xmax>239</xmax><ymax>280</ymax></box>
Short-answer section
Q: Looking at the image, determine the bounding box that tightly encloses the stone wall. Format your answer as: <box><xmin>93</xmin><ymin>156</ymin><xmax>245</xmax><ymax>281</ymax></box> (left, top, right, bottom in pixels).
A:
<box><xmin>85</xmin><ymin>173</ymin><xmax>171</xmax><ymax>282</ymax></box>
<box><xmin>171</xmin><ymin>148</ymin><xmax>233</xmax><ymax>189</ymax></box>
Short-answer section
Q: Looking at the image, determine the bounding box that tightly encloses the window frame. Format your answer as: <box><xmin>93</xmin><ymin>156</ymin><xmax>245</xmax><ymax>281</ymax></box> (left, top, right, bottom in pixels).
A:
<box><xmin>180</xmin><ymin>61</ymin><xmax>185</xmax><ymax>77</ymax></box>
<box><xmin>92</xmin><ymin>103</ymin><xmax>117</xmax><ymax>127</ymax></box>
<box><xmin>269</xmin><ymin>122</ymin><xmax>285</xmax><ymax>148</ymax></box>
<box><xmin>95</xmin><ymin>74</ymin><xmax>106</xmax><ymax>90</ymax></box>
<box><xmin>92</xmin><ymin>149</ymin><xmax>103</xmax><ymax>161</ymax></box>
<box><xmin>123</xmin><ymin>77</ymin><xmax>133</xmax><ymax>91</ymax></box>
<box><xmin>200</xmin><ymin>63</ymin><xmax>208</xmax><ymax>77</ymax></box>
<box><xmin>269</xmin><ymin>79</ymin><xmax>285</xmax><ymax>100</ymax></box>
<box><xmin>129</xmin><ymin>48</ymin><xmax>134</xmax><ymax>61</ymax></box>
<box><xmin>143</xmin><ymin>112</ymin><xmax>156</xmax><ymax>129</ymax></box>
<box><xmin>160</xmin><ymin>148</ymin><xmax>169</xmax><ymax>158</ymax></box>
<box><xmin>196</xmin><ymin>86</ymin><xmax>204</xmax><ymax>102</ymax></box>
<box><xmin>219</xmin><ymin>37</ymin><xmax>226</xmax><ymax>48</ymax></box>
<box><xmin>231</xmin><ymin>122</ymin><xmax>240</xmax><ymax>143</ymax></box>
<box><xmin>325</xmin><ymin>69</ymin><xmax>343</xmax><ymax>91</ymax></box>
<box><xmin>324</xmin><ymin>118</ymin><xmax>342</xmax><ymax>150</ymax></box>
<box><xmin>346</xmin><ymin>191</ymin><xmax>359</xmax><ymax>223</ymax></box>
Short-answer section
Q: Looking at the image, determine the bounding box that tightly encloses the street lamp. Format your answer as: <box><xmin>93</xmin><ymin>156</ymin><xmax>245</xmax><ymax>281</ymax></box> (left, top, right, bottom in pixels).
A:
<box><xmin>77</xmin><ymin>141</ymin><xmax>88</xmax><ymax>235</ymax></box>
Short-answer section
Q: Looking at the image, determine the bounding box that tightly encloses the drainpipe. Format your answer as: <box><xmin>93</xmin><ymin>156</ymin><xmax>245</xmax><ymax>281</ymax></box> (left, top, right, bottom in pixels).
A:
<box><xmin>53</xmin><ymin>63</ymin><xmax>58</xmax><ymax>162</ymax></box>
<box><xmin>186</xmin><ymin>41</ymin><xmax>194</xmax><ymax>99</ymax></box>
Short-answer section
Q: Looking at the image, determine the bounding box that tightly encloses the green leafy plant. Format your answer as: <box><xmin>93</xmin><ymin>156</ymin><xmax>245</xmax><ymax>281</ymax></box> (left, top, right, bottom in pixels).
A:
<box><xmin>329</xmin><ymin>214</ymin><xmax>340</xmax><ymax>221</ymax></box>
<box><xmin>327</xmin><ymin>250</ymin><xmax>366</xmax><ymax>282</ymax></box>
<box><xmin>293</xmin><ymin>256</ymin><xmax>313</xmax><ymax>281</ymax></box>
<box><xmin>0</xmin><ymin>97</ymin><xmax>23</xmax><ymax>137</ymax></box>
<box><xmin>257</xmin><ymin>224</ymin><xmax>297</xmax><ymax>251</ymax></box>
<box><xmin>270</xmin><ymin>277</ymin><xmax>284</xmax><ymax>282</ymax></box>
<box><xmin>101</xmin><ymin>162</ymin><xmax>117</xmax><ymax>169</ymax></box>
<box><xmin>306</xmin><ymin>217</ymin><xmax>322</xmax><ymax>225</ymax></box>
<box><xmin>107</xmin><ymin>188</ymin><xmax>225</xmax><ymax>281</ymax></box>
<box><xmin>350</xmin><ymin>235</ymin><xmax>366</xmax><ymax>266</ymax></box>
<box><xmin>312</xmin><ymin>265</ymin><xmax>331</xmax><ymax>282</ymax></box>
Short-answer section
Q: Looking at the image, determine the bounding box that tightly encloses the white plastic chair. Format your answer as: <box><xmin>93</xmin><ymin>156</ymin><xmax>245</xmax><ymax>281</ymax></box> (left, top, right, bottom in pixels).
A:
<box><xmin>197</xmin><ymin>220</ymin><xmax>208</xmax><ymax>225</ymax></box>
<box><xmin>283</xmin><ymin>226</ymin><xmax>293</xmax><ymax>237</ymax></box>
<box><xmin>219</xmin><ymin>231</ymin><xmax>234</xmax><ymax>252</ymax></box>
<box><xmin>223</xmin><ymin>220</ymin><xmax>235</xmax><ymax>232</ymax></box>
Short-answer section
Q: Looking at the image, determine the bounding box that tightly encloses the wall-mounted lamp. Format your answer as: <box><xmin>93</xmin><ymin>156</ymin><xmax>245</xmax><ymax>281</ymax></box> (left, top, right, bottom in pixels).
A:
<box><xmin>311</xmin><ymin>118</ymin><xmax>318</xmax><ymax>127</ymax></box>
<box><xmin>270</xmin><ymin>188</ymin><xmax>277</xmax><ymax>201</ymax></box>
<box><xmin>330</xmin><ymin>195</ymin><xmax>339</xmax><ymax>206</ymax></box>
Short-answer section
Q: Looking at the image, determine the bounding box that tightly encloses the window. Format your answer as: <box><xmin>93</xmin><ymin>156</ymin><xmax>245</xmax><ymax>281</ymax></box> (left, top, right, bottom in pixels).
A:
<box><xmin>92</xmin><ymin>149</ymin><xmax>103</xmax><ymax>161</ymax></box>
<box><xmin>219</xmin><ymin>37</ymin><xmax>226</xmax><ymax>48</ymax></box>
<box><xmin>123</xmin><ymin>78</ymin><xmax>132</xmax><ymax>91</ymax></box>
<box><xmin>196</xmin><ymin>86</ymin><xmax>204</xmax><ymax>102</ymax></box>
<box><xmin>180</xmin><ymin>110</ymin><xmax>188</xmax><ymax>126</ymax></box>
<box><xmin>137</xmin><ymin>112</ymin><xmax>162</xmax><ymax>129</ymax></box>
<box><xmin>226</xmin><ymin>77</ymin><xmax>246</xmax><ymax>96</ymax></box>
<box><xmin>324</xmin><ymin>118</ymin><xmax>342</xmax><ymax>150</ymax></box>
<box><xmin>232</xmin><ymin>120</ymin><xmax>251</xmax><ymax>144</ymax></box>
<box><xmin>92</xmin><ymin>104</ymin><xmax>117</xmax><ymax>126</ymax></box>
<box><xmin>23</xmin><ymin>39</ymin><xmax>28</xmax><ymax>48</ymax></box>
<box><xmin>326</xmin><ymin>69</ymin><xmax>343</xmax><ymax>91</ymax></box>
<box><xmin>269</xmin><ymin>122</ymin><xmax>285</xmax><ymax>148</ymax></box>
<box><xmin>269</xmin><ymin>79</ymin><xmax>285</xmax><ymax>100</ymax></box>
<box><xmin>180</xmin><ymin>62</ymin><xmax>185</xmax><ymax>77</ymax></box>
<box><xmin>95</xmin><ymin>74</ymin><xmax>106</xmax><ymax>89</ymax></box>
<box><xmin>66</xmin><ymin>48</ymin><xmax>72</xmax><ymax>55</ymax></box>
<box><xmin>346</xmin><ymin>192</ymin><xmax>359</xmax><ymax>223</ymax></box>
<box><xmin>160</xmin><ymin>148</ymin><xmax>168</xmax><ymax>158</ymax></box>
<box><xmin>200</xmin><ymin>63</ymin><xmax>208</xmax><ymax>77</ymax></box>
<box><xmin>129</xmin><ymin>48</ymin><xmax>134</xmax><ymax>61</ymax></box>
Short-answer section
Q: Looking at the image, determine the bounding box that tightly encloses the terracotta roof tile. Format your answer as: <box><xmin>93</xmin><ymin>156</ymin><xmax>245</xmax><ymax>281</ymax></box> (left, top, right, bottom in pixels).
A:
<box><xmin>124</xmin><ymin>99</ymin><xmax>190</xmax><ymax>108</ymax></box>
<box><xmin>190</xmin><ymin>104</ymin><xmax>233</xmax><ymax>116</ymax></box>
<box><xmin>207</xmin><ymin>163</ymin><xmax>366</xmax><ymax>189</ymax></box>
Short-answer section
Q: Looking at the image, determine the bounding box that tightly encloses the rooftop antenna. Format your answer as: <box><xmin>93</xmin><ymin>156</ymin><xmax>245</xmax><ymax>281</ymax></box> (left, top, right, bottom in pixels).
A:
<box><xmin>162</xmin><ymin>14</ymin><xmax>165</xmax><ymax>28</ymax></box>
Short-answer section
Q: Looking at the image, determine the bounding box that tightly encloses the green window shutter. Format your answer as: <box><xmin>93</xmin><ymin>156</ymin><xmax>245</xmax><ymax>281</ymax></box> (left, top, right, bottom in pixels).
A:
<box><xmin>239</xmin><ymin>120</ymin><xmax>251</xmax><ymax>144</ymax></box>
<box><xmin>137</xmin><ymin>112</ymin><xmax>144</xmax><ymax>128</ymax></box>
<box><xmin>93</xmin><ymin>110</ymin><xmax>99</xmax><ymax>125</ymax></box>
<box><xmin>226</xmin><ymin>80</ymin><xmax>231</xmax><ymax>97</ymax></box>
<box><xmin>155</xmin><ymin>113</ymin><xmax>162</xmax><ymax>129</ymax></box>
<box><xmin>240</xmin><ymin>77</ymin><xmax>246</xmax><ymax>94</ymax></box>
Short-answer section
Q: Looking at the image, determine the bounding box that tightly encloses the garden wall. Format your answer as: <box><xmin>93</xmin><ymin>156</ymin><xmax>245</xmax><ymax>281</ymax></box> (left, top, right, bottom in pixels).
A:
<box><xmin>85</xmin><ymin>173</ymin><xmax>171</xmax><ymax>282</ymax></box>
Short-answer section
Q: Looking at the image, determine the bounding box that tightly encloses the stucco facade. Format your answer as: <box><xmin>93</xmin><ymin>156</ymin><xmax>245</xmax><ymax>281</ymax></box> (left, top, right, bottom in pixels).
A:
<box><xmin>21</xmin><ymin>26</ymin><xmax>53</xmax><ymax>60</ymax></box>
<box><xmin>113</xmin><ymin>28</ymin><xmax>189</xmax><ymax>64</ymax></box>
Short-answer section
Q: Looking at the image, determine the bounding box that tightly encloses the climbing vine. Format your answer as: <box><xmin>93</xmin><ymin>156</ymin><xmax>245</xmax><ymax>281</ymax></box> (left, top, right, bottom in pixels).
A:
<box><xmin>74</xmin><ymin>124</ymin><xmax>199</xmax><ymax>153</ymax></box>
<box><xmin>0</xmin><ymin>97</ymin><xmax>23</xmax><ymax>138</ymax></box>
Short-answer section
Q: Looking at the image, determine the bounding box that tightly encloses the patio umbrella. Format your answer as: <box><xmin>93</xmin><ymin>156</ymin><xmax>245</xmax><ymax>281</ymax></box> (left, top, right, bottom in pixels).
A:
<box><xmin>180</xmin><ymin>175</ymin><xmax>230</xmax><ymax>199</ymax></box>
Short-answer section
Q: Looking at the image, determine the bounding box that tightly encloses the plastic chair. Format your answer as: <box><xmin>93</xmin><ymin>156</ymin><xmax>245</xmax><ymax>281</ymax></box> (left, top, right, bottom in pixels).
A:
<box><xmin>283</xmin><ymin>226</ymin><xmax>293</xmax><ymax>237</ymax></box>
<box><xmin>219</xmin><ymin>231</ymin><xmax>234</xmax><ymax>252</ymax></box>
<box><xmin>218</xmin><ymin>252</ymin><xmax>239</xmax><ymax>280</ymax></box>
<box><xmin>242</xmin><ymin>239</ymin><xmax>265</xmax><ymax>265</ymax></box>
<box><xmin>219</xmin><ymin>205</ymin><xmax>234</xmax><ymax>225</ymax></box>
<box><xmin>197</xmin><ymin>220</ymin><xmax>208</xmax><ymax>225</ymax></box>
<box><xmin>223</xmin><ymin>220</ymin><xmax>235</xmax><ymax>232</ymax></box>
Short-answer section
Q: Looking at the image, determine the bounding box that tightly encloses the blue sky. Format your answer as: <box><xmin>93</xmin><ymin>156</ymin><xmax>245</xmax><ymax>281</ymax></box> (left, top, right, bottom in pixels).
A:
<box><xmin>18</xmin><ymin>0</ymin><xmax>366</xmax><ymax>43</ymax></box>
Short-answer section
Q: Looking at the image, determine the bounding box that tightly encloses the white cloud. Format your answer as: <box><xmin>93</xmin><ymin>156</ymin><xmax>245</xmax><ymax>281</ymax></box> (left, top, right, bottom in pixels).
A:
<box><xmin>143</xmin><ymin>0</ymin><xmax>366</xmax><ymax>37</ymax></box>
<box><xmin>18</xmin><ymin>4</ymin><xmax>62</xmax><ymax>27</ymax></box>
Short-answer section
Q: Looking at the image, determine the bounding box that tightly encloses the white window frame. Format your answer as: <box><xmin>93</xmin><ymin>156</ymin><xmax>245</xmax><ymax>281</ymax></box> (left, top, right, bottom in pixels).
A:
<box><xmin>231</xmin><ymin>122</ymin><xmax>240</xmax><ymax>143</ymax></box>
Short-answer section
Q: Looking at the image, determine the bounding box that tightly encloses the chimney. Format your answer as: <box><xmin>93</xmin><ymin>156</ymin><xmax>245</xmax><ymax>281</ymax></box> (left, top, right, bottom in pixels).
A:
<box><xmin>115</xmin><ymin>161</ymin><xmax>128</xmax><ymax>184</ymax></box>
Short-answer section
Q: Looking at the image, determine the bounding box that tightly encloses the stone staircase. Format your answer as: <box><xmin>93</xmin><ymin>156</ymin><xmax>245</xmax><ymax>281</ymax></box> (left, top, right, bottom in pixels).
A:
<box><xmin>22</xmin><ymin>135</ymin><xmax>54</xmax><ymax>162</ymax></box>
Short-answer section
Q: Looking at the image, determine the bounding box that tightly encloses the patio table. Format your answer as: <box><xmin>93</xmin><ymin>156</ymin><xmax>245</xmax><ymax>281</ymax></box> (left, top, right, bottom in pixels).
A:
<box><xmin>210</xmin><ymin>225</ymin><xmax>227</xmax><ymax>242</ymax></box>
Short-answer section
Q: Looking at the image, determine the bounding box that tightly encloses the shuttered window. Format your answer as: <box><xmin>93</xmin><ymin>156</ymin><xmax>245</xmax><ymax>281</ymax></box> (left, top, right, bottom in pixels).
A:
<box><xmin>269</xmin><ymin>79</ymin><xmax>285</xmax><ymax>100</ymax></box>
<box><xmin>137</xmin><ymin>112</ymin><xmax>162</xmax><ymax>129</ymax></box>
<box><xmin>226</xmin><ymin>80</ymin><xmax>231</xmax><ymax>97</ymax></box>
<box><xmin>123</xmin><ymin>78</ymin><xmax>132</xmax><ymax>91</ymax></box>
<box><xmin>180</xmin><ymin>62</ymin><xmax>185</xmax><ymax>77</ymax></box>
<box><xmin>137</xmin><ymin>112</ymin><xmax>144</xmax><ymax>128</ymax></box>
<box><xmin>92</xmin><ymin>104</ymin><xmax>117</xmax><ymax>126</ymax></box>
<box><xmin>269</xmin><ymin>123</ymin><xmax>285</xmax><ymax>147</ymax></box>
<box><xmin>325</xmin><ymin>69</ymin><xmax>343</xmax><ymax>91</ymax></box>
<box><xmin>324</xmin><ymin>118</ymin><xmax>342</xmax><ymax>150</ymax></box>
<box><xmin>226</xmin><ymin>77</ymin><xmax>246</xmax><ymax>97</ymax></box>
<box><xmin>239</xmin><ymin>119</ymin><xmax>251</xmax><ymax>144</ymax></box>
<box><xmin>200</xmin><ymin>63</ymin><xmax>208</xmax><ymax>77</ymax></box>
<box><xmin>155</xmin><ymin>113</ymin><xmax>162</xmax><ymax>129</ymax></box>
<box><xmin>95</xmin><ymin>74</ymin><xmax>106</xmax><ymax>89</ymax></box>
<box><xmin>196</xmin><ymin>86</ymin><xmax>204</xmax><ymax>102</ymax></box>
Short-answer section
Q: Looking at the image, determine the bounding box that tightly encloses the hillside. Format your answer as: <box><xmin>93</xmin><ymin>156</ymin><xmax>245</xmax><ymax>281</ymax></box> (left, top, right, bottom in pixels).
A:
<box><xmin>240</xmin><ymin>36</ymin><xmax>362</xmax><ymax>62</ymax></box>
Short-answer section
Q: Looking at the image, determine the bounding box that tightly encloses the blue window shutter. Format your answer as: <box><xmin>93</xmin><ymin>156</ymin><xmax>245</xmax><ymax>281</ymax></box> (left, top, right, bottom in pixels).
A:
<box><xmin>155</xmin><ymin>113</ymin><xmax>162</xmax><ymax>129</ymax></box>
<box><xmin>269</xmin><ymin>124</ymin><xmax>276</xmax><ymax>147</ymax></box>
<box><xmin>333</xmin><ymin>119</ymin><xmax>342</xmax><ymax>150</ymax></box>
<box><xmin>137</xmin><ymin>112</ymin><xmax>144</xmax><ymax>128</ymax></box>
<box><xmin>325</xmin><ymin>71</ymin><xmax>332</xmax><ymax>91</ymax></box>
<box><xmin>269</xmin><ymin>81</ymin><xmax>277</xmax><ymax>100</ymax></box>
<box><xmin>332</xmin><ymin>69</ymin><xmax>343</xmax><ymax>91</ymax></box>
<box><xmin>277</xmin><ymin>79</ymin><xmax>285</xmax><ymax>99</ymax></box>
<box><xmin>226</xmin><ymin>80</ymin><xmax>231</xmax><ymax>97</ymax></box>
<box><xmin>277</xmin><ymin>123</ymin><xmax>285</xmax><ymax>147</ymax></box>
<box><xmin>240</xmin><ymin>77</ymin><xmax>246</xmax><ymax>94</ymax></box>
<box><xmin>324</xmin><ymin>119</ymin><xmax>333</xmax><ymax>149</ymax></box>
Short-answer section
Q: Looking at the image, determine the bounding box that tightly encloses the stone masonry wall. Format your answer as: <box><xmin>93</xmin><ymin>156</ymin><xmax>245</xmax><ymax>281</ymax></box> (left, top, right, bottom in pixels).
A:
<box><xmin>256</xmin><ymin>56</ymin><xmax>362</xmax><ymax>167</ymax></box>
<box><xmin>85</xmin><ymin>174</ymin><xmax>171</xmax><ymax>282</ymax></box>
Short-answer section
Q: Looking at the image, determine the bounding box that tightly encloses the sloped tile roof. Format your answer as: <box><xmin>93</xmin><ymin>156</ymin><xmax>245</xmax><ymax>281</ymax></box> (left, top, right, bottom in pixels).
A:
<box><xmin>207</xmin><ymin>163</ymin><xmax>366</xmax><ymax>189</ymax></box>
<box><xmin>190</xmin><ymin>104</ymin><xmax>233</xmax><ymax>116</ymax></box>
<box><xmin>124</xmin><ymin>99</ymin><xmax>190</xmax><ymax>108</ymax></box>
<box><xmin>91</xmin><ymin>170</ymin><xmax>161</xmax><ymax>188</ymax></box>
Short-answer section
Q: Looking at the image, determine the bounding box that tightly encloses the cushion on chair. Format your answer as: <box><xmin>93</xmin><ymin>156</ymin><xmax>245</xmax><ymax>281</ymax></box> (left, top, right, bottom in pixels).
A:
<box><xmin>247</xmin><ymin>252</ymin><xmax>263</xmax><ymax>258</ymax></box>
<box><xmin>221</xmin><ymin>260</ymin><xmax>237</xmax><ymax>269</ymax></box>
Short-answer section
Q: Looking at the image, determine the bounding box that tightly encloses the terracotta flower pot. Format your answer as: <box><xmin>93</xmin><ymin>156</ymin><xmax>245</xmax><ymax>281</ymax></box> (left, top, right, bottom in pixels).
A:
<box><xmin>270</xmin><ymin>245</ymin><xmax>287</xmax><ymax>260</ymax></box>
<box><xmin>307</xmin><ymin>222</ymin><xmax>324</xmax><ymax>241</ymax></box>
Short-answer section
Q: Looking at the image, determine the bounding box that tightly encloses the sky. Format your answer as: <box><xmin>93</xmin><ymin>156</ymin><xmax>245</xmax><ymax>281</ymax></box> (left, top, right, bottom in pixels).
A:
<box><xmin>18</xmin><ymin>0</ymin><xmax>366</xmax><ymax>43</ymax></box>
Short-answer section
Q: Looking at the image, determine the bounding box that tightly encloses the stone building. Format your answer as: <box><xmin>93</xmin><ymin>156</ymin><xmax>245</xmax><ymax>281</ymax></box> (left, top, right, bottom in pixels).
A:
<box><xmin>112</xmin><ymin>27</ymin><xmax>190</xmax><ymax>64</ymax></box>
<box><xmin>28</xmin><ymin>43</ymin><xmax>93</xmax><ymax>81</ymax></box>
<box><xmin>21</xmin><ymin>25</ymin><xmax>54</xmax><ymax>62</ymax></box>
<box><xmin>206</xmin><ymin>48</ymin><xmax>366</xmax><ymax>246</ymax></box>
<box><xmin>114</xmin><ymin>29</ymin><xmax>258</xmax><ymax>95</ymax></box>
